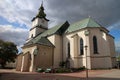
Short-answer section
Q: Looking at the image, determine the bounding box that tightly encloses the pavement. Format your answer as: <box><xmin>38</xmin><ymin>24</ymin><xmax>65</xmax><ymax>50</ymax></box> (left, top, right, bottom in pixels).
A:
<box><xmin>0</xmin><ymin>69</ymin><xmax>120</xmax><ymax>80</ymax></box>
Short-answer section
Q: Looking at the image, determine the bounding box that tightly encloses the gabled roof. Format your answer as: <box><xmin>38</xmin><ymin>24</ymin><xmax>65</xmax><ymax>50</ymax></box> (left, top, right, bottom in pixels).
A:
<box><xmin>65</xmin><ymin>17</ymin><xmax>101</xmax><ymax>33</ymax></box>
<box><xmin>36</xmin><ymin>37</ymin><xmax>54</xmax><ymax>46</ymax></box>
<box><xmin>24</xmin><ymin>37</ymin><xmax>54</xmax><ymax>47</ymax></box>
<box><xmin>24</xmin><ymin>17</ymin><xmax>105</xmax><ymax>47</ymax></box>
<box><xmin>24</xmin><ymin>21</ymin><xmax>69</xmax><ymax>47</ymax></box>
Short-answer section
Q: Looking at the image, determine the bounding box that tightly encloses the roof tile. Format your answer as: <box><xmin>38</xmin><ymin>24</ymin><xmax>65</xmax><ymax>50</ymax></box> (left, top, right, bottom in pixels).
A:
<box><xmin>65</xmin><ymin>17</ymin><xmax>101</xmax><ymax>33</ymax></box>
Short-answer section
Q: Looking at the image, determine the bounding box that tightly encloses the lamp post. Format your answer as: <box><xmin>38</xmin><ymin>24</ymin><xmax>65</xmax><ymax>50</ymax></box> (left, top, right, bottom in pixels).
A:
<box><xmin>84</xmin><ymin>30</ymin><xmax>90</xmax><ymax>80</ymax></box>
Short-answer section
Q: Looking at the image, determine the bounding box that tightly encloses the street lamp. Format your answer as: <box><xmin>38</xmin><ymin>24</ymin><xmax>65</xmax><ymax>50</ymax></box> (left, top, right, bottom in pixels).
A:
<box><xmin>84</xmin><ymin>30</ymin><xmax>90</xmax><ymax>80</ymax></box>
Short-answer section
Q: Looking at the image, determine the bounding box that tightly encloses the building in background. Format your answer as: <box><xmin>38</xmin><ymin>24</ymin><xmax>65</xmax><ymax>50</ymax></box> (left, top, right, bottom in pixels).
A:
<box><xmin>16</xmin><ymin>3</ymin><xmax>116</xmax><ymax>72</ymax></box>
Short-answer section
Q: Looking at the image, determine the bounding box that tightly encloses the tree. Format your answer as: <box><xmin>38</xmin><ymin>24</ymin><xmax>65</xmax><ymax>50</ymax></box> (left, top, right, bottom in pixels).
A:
<box><xmin>0</xmin><ymin>39</ymin><xmax>18</xmax><ymax>68</ymax></box>
<box><xmin>117</xmin><ymin>56</ymin><xmax>120</xmax><ymax>61</ymax></box>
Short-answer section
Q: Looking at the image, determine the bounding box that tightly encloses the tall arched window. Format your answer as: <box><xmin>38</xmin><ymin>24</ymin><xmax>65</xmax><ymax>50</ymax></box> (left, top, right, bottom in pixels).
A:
<box><xmin>31</xmin><ymin>34</ymin><xmax>33</xmax><ymax>38</ymax></box>
<box><xmin>93</xmin><ymin>36</ymin><xmax>98</xmax><ymax>54</ymax></box>
<box><xmin>67</xmin><ymin>42</ymin><xmax>70</xmax><ymax>58</ymax></box>
<box><xmin>80</xmin><ymin>38</ymin><xmax>84</xmax><ymax>55</ymax></box>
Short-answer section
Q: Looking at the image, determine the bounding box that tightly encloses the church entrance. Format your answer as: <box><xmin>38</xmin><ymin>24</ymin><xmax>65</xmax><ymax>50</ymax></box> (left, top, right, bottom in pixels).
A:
<box><xmin>22</xmin><ymin>52</ymin><xmax>31</xmax><ymax>72</ymax></box>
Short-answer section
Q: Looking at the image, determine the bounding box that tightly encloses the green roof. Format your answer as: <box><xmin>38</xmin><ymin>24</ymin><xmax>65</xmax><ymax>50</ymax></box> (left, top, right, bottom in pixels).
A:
<box><xmin>24</xmin><ymin>21</ymin><xmax>69</xmax><ymax>47</ymax></box>
<box><xmin>65</xmin><ymin>17</ymin><xmax>101</xmax><ymax>33</ymax></box>
<box><xmin>37</xmin><ymin>37</ymin><xmax>54</xmax><ymax>46</ymax></box>
<box><xmin>25</xmin><ymin>37</ymin><xmax>54</xmax><ymax>47</ymax></box>
<box><xmin>32</xmin><ymin>3</ymin><xmax>49</xmax><ymax>21</ymax></box>
<box><xmin>24</xmin><ymin>17</ymin><xmax>102</xmax><ymax>47</ymax></box>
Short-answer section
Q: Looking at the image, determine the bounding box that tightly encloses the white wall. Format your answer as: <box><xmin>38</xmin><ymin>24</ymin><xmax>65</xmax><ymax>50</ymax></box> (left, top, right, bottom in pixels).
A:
<box><xmin>107</xmin><ymin>35</ymin><xmax>116</xmax><ymax>67</ymax></box>
<box><xmin>32</xmin><ymin>18</ymin><xmax>48</xmax><ymax>28</ymax></box>
<box><xmin>29</xmin><ymin>27</ymin><xmax>46</xmax><ymax>38</ymax></box>
<box><xmin>88</xmin><ymin>28</ymin><xmax>112</xmax><ymax>69</ymax></box>
<box><xmin>28</xmin><ymin>18</ymin><xmax>48</xmax><ymax>39</ymax></box>
<box><xmin>63</xmin><ymin>29</ymin><xmax>91</xmax><ymax>68</ymax></box>
<box><xmin>48</xmin><ymin>34</ymin><xmax>63</xmax><ymax>68</ymax></box>
<box><xmin>63</xmin><ymin>27</ymin><xmax>113</xmax><ymax>69</ymax></box>
<box><xmin>22</xmin><ymin>46</ymin><xmax>37</xmax><ymax>72</ymax></box>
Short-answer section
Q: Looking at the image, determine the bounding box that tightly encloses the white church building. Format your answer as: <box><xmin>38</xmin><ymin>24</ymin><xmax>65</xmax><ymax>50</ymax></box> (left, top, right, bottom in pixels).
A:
<box><xmin>16</xmin><ymin>3</ymin><xmax>116</xmax><ymax>72</ymax></box>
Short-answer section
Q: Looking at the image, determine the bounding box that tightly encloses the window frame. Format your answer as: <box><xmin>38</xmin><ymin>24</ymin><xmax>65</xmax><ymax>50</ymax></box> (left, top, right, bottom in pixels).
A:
<box><xmin>80</xmin><ymin>38</ymin><xmax>84</xmax><ymax>55</ymax></box>
<box><xmin>93</xmin><ymin>36</ymin><xmax>98</xmax><ymax>54</ymax></box>
<box><xmin>67</xmin><ymin>42</ymin><xmax>70</xmax><ymax>58</ymax></box>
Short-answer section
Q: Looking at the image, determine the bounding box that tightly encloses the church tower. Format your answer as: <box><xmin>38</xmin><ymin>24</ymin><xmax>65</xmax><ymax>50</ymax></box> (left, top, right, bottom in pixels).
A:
<box><xmin>28</xmin><ymin>3</ymin><xmax>49</xmax><ymax>41</ymax></box>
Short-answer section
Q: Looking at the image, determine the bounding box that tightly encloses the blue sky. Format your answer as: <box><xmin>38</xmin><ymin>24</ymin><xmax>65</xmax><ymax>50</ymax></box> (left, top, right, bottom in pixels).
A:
<box><xmin>0</xmin><ymin>0</ymin><xmax>120</xmax><ymax>53</ymax></box>
<box><xmin>0</xmin><ymin>16</ymin><xmax>28</xmax><ymax>29</ymax></box>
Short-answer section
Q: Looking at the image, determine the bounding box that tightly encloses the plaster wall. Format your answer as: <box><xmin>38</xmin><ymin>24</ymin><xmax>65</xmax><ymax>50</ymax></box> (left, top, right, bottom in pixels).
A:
<box><xmin>88</xmin><ymin>28</ymin><xmax>112</xmax><ymax>69</ymax></box>
<box><xmin>63</xmin><ymin>28</ymin><xmax>113</xmax><ymax>69</ymax></box>
<box><xmin>107</xmin><ymin>35</ymin><xmax>116</xmax><ymax>67</ymax></box>
<box><xmin>22</xmin><ymin>46</ymin><xmax>37</xmax><ymax>72</ymax></box>
<box><xmin>48</xmin><ymin>34</ymin><xmax>62</xmax><ymax>68</ymax></box>
<box><xmin>16</xmin><ymin>54</ymin><xmax>23</xmax><ymax>71</ymax></box>
<box><xmin>63</xmin><ymin>29</ymin><xmax>91</xmax><ymax>68</ymax></box>
<box><xmin>32</xmin><ymin>18</ymin><xmax>48</xmax><ymax>28</ymax></box>
<box><xmin>34</xmin><ymin>45</ymin><xmax>53</xmax><ymax>69</ymax></box>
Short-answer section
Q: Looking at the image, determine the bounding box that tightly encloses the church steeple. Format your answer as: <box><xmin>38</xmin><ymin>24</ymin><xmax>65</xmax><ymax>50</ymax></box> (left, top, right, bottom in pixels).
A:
<box><xmin>36</xmin><ymin>3</ymin><xmax>46</xmax><ymax>19</ymax></box>
<box><xmin>32</xmin><ymin>2</ymin><xmax>49</xmax><ymax>21</ymax></box>
<box><xmin>28</xmin><ymin>2</ymin><xmax>49</xmax><ymax>41</ymax></box>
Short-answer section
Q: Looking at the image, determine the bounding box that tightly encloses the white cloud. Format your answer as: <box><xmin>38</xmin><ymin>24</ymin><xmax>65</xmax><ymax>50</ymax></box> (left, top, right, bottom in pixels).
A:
<box><xmin>0</xmin><ymin>0</ymin><xmax>42</xmax><ymax>27</ymax></box>
<box><xmin>0</xmin><ymin>0</ymin><xmax>120</xmax><ymax>53</ymax></box>
<box><xmin>0</xmin><ymin>25</ymin><xmax>28</xmax><ymax>46</ymax></box>
<box><xmin>108</xmin><ymin>21</ymin><xmax>120</xmax><ymax>30</ymax></box>
<box><xmin>0</xmin><ymin>0</ymin><xmax>42</xmax><ymax>52</ymax></box>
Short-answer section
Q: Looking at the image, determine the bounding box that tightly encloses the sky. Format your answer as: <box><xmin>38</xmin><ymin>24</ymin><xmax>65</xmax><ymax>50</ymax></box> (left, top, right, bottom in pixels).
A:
<box><xmin>0</xmin><ymin>0</ymin><xmax>120</xmax><ymax>54</ymax></box>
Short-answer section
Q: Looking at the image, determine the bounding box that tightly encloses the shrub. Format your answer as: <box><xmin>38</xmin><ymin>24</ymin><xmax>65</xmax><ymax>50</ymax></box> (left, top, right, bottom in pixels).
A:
<box><xmin>59</xmin><ymin>61</ymin><xmax>66</xmax><ymax>68</ymax></box>
<box><xmin>36</xmin><ymin>68</ymin><xmax>44</xmax><ymax>72</ymax></box>
<box><xmin>71</xmin><ymin>66</ymin><xmax>85</xmax><ymax>72</ymax></box>
<box><xmin>78</xmin><ymin>66</ymin><xmax>85</xmax><ymax>70</ymax></box>
<box><xmin>55</xmin><ymin>68</ymin><xmax>71</xmax><ymax>73</ymax></box>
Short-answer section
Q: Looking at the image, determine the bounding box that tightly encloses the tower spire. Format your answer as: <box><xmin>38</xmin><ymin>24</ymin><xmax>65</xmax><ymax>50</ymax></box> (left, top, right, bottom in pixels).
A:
<box><xmin>39</xmin><ymin>0</ymin><xmax>44</xmax><ymax>11</ymax></box>
<box><xmin>37</xmin><ymin>1</ymin><xmax>46</xmax><ymax>17</ymax></box>
<box><xmin>42</xmin><ymin>0</ymin><xmax>43</xmax><ymax>6</ymax></box>
<box><xmin>32</xmin><ymin>1</ymin><xmax>49</xmax><ymax>21</ymax></box>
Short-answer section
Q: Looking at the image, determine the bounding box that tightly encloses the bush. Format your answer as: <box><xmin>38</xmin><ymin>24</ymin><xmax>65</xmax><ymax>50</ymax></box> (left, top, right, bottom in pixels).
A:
<box><xmin>55</xmin><ymin>68</ymin><xmax>71</xmax><ymax>73</ymax></box>
<box><xmin>59</xmin><ymin>61</ymin><xmax>66</xmax><ymax>68</ymax></box>
<box><xmin>71</xmin><ymin>66</ymin><xmax>85</xmax><ymax>72</ymax></box>
<box><xmin>71</xmin><ymin>68</ymin><xmax>78</xmax><ymax>72</ymax></box>
<box><xmin>36</xmin><ymin>68</ymin><xmax>44</xmax><ymax>72</ymax></box>
<box><xmin>78</xmin><ymin>66</ymin><xmax>85</xmax><ymax>70</ymax></box>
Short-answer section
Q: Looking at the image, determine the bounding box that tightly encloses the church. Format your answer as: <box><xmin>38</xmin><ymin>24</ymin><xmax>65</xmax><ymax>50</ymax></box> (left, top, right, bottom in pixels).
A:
<box><xmin>16</xmin><ymin>3</ymin><xmax>116</xmax><ymax>72</ymax></box>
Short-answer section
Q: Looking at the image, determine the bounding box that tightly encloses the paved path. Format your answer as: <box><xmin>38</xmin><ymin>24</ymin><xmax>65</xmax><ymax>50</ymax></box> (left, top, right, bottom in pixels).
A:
<box><xmin>96</xmin><ymin>69</ymin><xmax>120</xmax><ymax>78</ymax></box>
<box><xmin>0</xmin><ymin>69</ymin><xmax>120</xmax><ymax>80</ymax></box>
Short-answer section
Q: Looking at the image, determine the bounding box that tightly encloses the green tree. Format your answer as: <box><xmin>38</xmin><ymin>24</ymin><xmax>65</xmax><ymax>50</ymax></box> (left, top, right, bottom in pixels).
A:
<box><xmin>117</xmin><ymin>56</ymin><xmax>120</xmax><ymax>61</ymax></box>
<box><xmin>0</xmin><ymin>39</ymin><xmax>18</xmax><ymax>68</ymax></box>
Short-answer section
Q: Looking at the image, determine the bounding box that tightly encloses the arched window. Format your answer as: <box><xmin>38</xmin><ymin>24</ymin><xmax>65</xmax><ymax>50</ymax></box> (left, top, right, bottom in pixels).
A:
<box><xmin>93</xmin><ymin>36</ymin><xmax>98</xmax><ymax>54</ymax></box>
<box><xmin>67</xmin><ymin>42</ymin><xmax>70</xmax><ymax>58</ymax></box>
<box><xmin>31</xmin><ymin>34</ymin><xmax>33</xmax><ymax>38</ymax></box>
<box><xmin>80</xmin><ymin>38</ymin><xmax>84</xmax><ymax>55</ymax></box>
